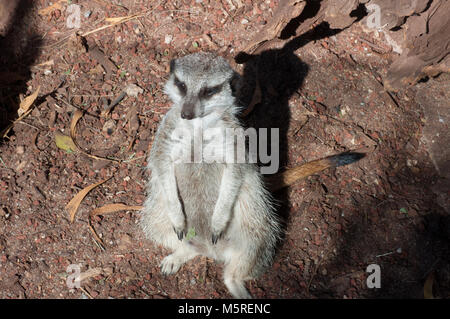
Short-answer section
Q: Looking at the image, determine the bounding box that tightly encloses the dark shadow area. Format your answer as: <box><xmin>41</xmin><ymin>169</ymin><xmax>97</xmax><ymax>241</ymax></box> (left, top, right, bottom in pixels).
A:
<box><xmin>0</xmin><ymin>0</ymin><xmax>42</xmax><ymax>141</ymax></box>
<box><xmin>234</xmin><ymin>20</ymin><xmax>349</xmax><ymax>250</ymax></box>
<box><xmin>278</xmin><ymin>0</ymin><xmax>367</xmax><ymax>41</ymax></box>
<box><xmin>234</xmin><ymin>6</ymin><xmax>449</xmax><ymax>298</ymax></box>
<box><xmin>309</xmin><ymin>164</ymin><xmax>450</xmax><ymax>298</ymax></box>
<box><xmin>349</xmin><ymin>2</ymin><xmax>368</xmax><ymax>22</ymax></box>
<box><xmin>279</xmin><ymin>0</ymin><xmax>322</xmax><ymax>40</ymax></box>
<box><xmin>238</xmin><ymin>48</ymin><xmax>307</xmax><ymax>236</ymax></box>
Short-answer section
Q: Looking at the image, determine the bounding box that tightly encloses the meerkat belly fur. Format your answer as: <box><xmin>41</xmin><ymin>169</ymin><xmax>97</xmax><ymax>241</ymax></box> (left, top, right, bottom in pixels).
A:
<box><xmin>140</xmin><ymin>52</ymin><xmax>281</xmax><ymax>299</ymax></box>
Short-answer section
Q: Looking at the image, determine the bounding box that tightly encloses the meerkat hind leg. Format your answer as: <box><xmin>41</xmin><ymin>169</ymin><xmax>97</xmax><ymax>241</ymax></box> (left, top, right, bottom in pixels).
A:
<box><xmin>160</xmin><ymin>244</ymin><xmax>199</xmax><ymax>275</ymax></box>
<box><xmin>223</xmin><ymin>252</ymin><xmax>253</xmax><ymax>299</ymax></box>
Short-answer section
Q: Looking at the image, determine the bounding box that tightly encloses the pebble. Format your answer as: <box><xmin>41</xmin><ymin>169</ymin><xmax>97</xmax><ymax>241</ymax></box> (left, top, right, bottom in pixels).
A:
<box><xmin>102</xmin><ymin>119</ymin><xmax>116</xmax><ymax>135</ymax></box>
<box><xmin>125</xmin><ymin>84</ymin><xmax>144</xmax><ymax>97</ymax></box>
<box><xmin>16</xmin><ymin>146</ymin><xmax>24</xmax><ymax>154</ymax></box>
<box><xmin>164</xmin><ymin>34</ymin><xmax>173</xmax><ymax>44</ymax></box>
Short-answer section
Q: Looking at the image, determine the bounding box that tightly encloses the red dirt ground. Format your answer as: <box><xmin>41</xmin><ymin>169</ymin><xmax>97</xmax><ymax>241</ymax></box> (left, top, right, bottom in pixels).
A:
<box><xmin>0</xmin><ymin>0</ymin><xmax>448</xmax><ymax>299</ymax></box>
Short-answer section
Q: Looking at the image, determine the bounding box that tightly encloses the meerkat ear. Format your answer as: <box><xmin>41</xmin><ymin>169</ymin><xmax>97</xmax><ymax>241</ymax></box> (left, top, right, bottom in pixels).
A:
<box><xmin>169</xmin><ymin>59</ymin><xmax>176</xmax><ymax>74</ymax></box>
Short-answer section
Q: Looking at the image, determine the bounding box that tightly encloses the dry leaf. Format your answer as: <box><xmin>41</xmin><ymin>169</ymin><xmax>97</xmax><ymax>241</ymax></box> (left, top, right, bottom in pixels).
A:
<box><xmin>88</xmin><ymin>64</ymin><xmax>105</xmax><ymax>75</ymax></box>
<box><xmin>54</xmin><ymin>131</ymin><xmax>77</xmax><ymax>153</ymax></box>
<box><xmin>34</xmin><ymin>60</ymin><xmax>55</xmax><ymax>68</ymax></box>
<box><xmin>66</xmin><ymin>178</ymin><xmax>111</xmax><ymax>223</ymax></box>
<box><xmin>1</xmin><ymin>94</ymin><xmax>40</xmax><ymax>138</ymax></box>
<box><xmin>78</xmin><ymin>267</ymin><xmax>103</xmax><ymax>282</ymax></box>
<box><xmin>18</xmin><ymin>86</ymin><xmax>40</xmax><ymax>116</ymax></box>
<box><xmin>70</xmin><ymin>110</ymin><xmax>84</xmax><ymax>137</ymax></box>
<box><xmin>38</xmin><ymin>0</ymin><xmax>65</xmax><ymax>16</ymax></box>
<box><xmin>77</xmin><ymin>266</ymin><xmax>113</xmax><ymax>283</ymax></box>
<box><xmin>90</xmin><ymin>203</ymin><xmax>142</xmax><ymax>217</ymax></box>
<box><xmin>424</xmin><ymin>272</ymin><xmax>434</xmax><ymax>299</ymax></box>
<box><xmin>126</xmin><ymin>105</ymin><xmax>140</xmax><ymax>135</ymax></box>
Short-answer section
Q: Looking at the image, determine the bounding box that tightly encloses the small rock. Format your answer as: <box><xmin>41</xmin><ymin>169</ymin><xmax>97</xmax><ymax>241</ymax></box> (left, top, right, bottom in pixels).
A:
<box><xmin>16</xmin><ymin>145</ymin><xmax>24</xmax><ymax>154</ymax></box>
<box><xmin>84</xmin><ymin>10</ymin><xmax>92</xmax><ymax>18</ymax></box>
<box><xmin>102</xmin><ymin>119</ymin><xmax>116</xmax><ymax>135</ymax></box>
<box><xmin>164</xmin><ymin>34</ymin><xmax>173</xmax><ymax>44</ymax></box>
<box><xmin>101</xmin><ymin>83</ymin><xmax>112</xmax><ymax>92</ymax></box>
<box><xmin>118</xmin><ymin>233</ymin><xmax>133</xmax><ymax>250</ymax></box>
<box><xmin>125</xmin><ymin>84</ymin><xmax>143</xmax><ymax>97</ymax></box>
<box><xmin>0</xmin><ymin>207</ymin><xmax>7</xmax><ymax>217</ymax></box>
<box><xmin>241</xmin><ymin>18</ymin><xmax>249</xmax><ymax>24</ymax></box>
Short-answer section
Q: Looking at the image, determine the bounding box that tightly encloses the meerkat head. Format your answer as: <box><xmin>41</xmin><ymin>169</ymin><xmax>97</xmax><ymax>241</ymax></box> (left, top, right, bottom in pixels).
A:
<box><xmin>164</xmin><ymin>52</ymin><xmax>240</xmax><ymax>120</ymax></box>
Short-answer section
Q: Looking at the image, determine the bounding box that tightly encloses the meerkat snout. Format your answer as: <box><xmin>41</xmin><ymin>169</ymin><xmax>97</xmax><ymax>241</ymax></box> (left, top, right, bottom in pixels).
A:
<box><xmin>180</xmin><ymin>101</ymin><xmax>195</xmax><ymax>120</ymax></box>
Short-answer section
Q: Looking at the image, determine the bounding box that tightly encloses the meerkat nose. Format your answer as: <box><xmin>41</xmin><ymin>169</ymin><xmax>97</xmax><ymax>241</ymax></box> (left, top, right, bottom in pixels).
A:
<box><xmin>181</xmin><ymin>105</ymin><xmax>195</xmax><ymax>120</ymax></box>
<box><xmin>181</xmin><ymin>111</ymin><xmax>194</xmax><ymax>120</ymax></box>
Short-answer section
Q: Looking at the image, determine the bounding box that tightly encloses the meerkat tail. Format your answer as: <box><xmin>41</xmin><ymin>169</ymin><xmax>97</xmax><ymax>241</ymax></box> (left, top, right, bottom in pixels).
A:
<box><xmin>267</xmin><ymin>152</ymin><xmax>365</xmax><ymax>192</ymax></box>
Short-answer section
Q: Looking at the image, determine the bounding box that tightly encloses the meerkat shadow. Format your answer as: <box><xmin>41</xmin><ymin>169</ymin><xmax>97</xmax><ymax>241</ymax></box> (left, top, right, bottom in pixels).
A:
<box><xmin>234</xmin><ymin>22</ymin><xmax>343</xmax><ymax>248</ymax></box>
<box><xmin>0</xmin><ymin>0</ymin><xmax>42</xmax><ymax>140</ymax></box>
<box><xmin>235</xmin><ymin>47</ymin><xmax>308</xmax><ymax>241</ymax></box>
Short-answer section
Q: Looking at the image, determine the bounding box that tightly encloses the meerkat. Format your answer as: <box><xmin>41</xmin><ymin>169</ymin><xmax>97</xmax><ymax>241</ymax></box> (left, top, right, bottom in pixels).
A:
<box><xmin>140</xmin><ymin>52</ymin><xmax>281</xmax><ymax>299</ymax></box>
<box><xmin>140</xmin><ymin>52</ymin><xmax>364</xmax><ymax>298</ymax></box>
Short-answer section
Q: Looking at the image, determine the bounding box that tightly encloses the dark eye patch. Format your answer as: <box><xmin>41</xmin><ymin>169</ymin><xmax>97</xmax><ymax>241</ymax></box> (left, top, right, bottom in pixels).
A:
<box><xmin>199</xmin><ymin>84</ymin><xmax>222</xmax><ymax>99</ymax></box>
<box><xmin>174</xmin><ymin>76</ymin><xmax>187</xmax><ymax>95</ymax></box>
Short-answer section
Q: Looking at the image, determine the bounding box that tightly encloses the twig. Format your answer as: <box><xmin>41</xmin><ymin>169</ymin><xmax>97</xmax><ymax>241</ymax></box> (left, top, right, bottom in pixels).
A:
<box><xmin>56</xmin><ymin>98</ymin><xmax>101</xmax><ymax>119</ymax></box>
<box><xmin>88</xmin><ymin>219</ymin><xmax>106</xmax><ymax>251</ymax></box>
<box><xmin>15</xmin><ymin>121</ymin><xmax>41</xmax><ymax>130</ymax></box>
<box><xmin>357</xmin><ymin>37</ymin><xmax>389</xmax><ymax>53</ymax></box>
<box><xmin>80</xmin><ymin>287</ymin><xmax>94</xmax><ymax>299</ymax></box>
<box><xmin>102</xmin><ymin>91</ymin><xmax>127</xmax><ymax>116</ymax></box>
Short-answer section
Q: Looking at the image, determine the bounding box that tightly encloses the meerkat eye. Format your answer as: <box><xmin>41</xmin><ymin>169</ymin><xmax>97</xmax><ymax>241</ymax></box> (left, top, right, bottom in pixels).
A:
<box><xmin>174</xmin><ymin>76</ymin><xmax>187</xmax><ymax>95</ymax></box>
<box><xmin>200</xmin><ymin>85</ymin><xmax>221</xmax><ymax>99</ymax></box>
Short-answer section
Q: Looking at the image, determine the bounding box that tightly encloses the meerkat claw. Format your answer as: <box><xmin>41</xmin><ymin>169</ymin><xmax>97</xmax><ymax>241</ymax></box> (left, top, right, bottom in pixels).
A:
<box><xmin>173</xmin><ymin>227</ymin><xmax>185</xmax><ymax>241</ymax></box>
<box><xmin>211</xmin><ymin>232</ymin><xmax>222</xmax><ymax>245</ymax></box>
